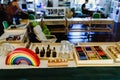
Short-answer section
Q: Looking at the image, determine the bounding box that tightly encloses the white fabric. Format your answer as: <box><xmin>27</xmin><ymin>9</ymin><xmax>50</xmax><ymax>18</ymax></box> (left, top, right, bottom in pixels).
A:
<box><xmin>33</xmin><ymin>25</ymin><xmax>47</xmax><ymax>41</ymax></box>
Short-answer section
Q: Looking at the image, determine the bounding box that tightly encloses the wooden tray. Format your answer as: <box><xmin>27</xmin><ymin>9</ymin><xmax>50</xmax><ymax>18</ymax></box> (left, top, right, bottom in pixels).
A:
<box><xmin>6</xmin><ymin>23</ymin><xmax>27</xmax><ymax>30</ymax></box>
<box><xmin>106</xmin><ymin>42</ymin><xmax>120</xmax><ymax>62</ymax></box>
<box><xmin>74</xmin><ymin>42</ymin><xmax>117</xmax><ymax>66</ymax></box>
<box><xmin>0</xmin><ymin>42</ymin><xmax>27</xmax><ymax>56</ymax></box>
<box><xmin>29</xmin><ymin>43</ymin><xmax>74</xmax><ymax>61</ymax></box>
<box><xmin>0</xmin><ymin>29</ymin><xmax>27</xmax><ymax>43</ymax></box>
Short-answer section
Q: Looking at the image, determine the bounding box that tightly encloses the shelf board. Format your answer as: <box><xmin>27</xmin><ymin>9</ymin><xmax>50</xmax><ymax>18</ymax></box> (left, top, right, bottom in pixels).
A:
<box><xmin>50</xmin><ymin>28</ymin><xmax>66</xmax><ymax>33</ymax></box>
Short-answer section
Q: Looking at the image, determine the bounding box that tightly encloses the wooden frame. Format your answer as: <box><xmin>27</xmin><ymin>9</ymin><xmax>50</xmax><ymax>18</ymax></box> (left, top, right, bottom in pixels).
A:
<box><xmin>90</xmin><ymin>18</ymin><xmax>114</xmax><ymax>33</ymax></box>
<box><xmin>41</xmin><ymin>18</ymin><xmax>67</xmax><ymax>33</ymax></box>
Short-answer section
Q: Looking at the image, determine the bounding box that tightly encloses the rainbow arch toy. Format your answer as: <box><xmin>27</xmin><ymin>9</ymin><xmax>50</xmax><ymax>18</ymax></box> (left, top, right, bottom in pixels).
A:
<box><xmin>6</xmin><ymin>48</ymin><xmax>40</xmax><ymax>66</ymax></box>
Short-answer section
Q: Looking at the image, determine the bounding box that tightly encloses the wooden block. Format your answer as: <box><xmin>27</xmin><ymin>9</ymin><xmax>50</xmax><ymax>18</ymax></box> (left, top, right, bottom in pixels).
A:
<box><xmin>48</xmin><ymin>62</ymin><xmax>68</xmax><ymax>67</ymax></box>
<box><xmin>48</xmin><ymin>59</ymin><xmax>68</xmax><ymax>67</ymax></box>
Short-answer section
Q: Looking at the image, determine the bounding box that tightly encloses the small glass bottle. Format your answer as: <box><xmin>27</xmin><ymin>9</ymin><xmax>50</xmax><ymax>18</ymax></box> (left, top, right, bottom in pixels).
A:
<box><xmin>46</xmin><ymin>45</ymin><xmax>51</xmax><ymax>57</ymax></box>
<box><xmin>35</xmin><ymin>46</ymin><xmax>39</xmax><ymax>54</ymax></box>
<box><xmin>40</xmin><ymin>46</ymin><xmax>45</xmax><ymax>57</ymax></box>
<box><xmin>52</xmin><ymin>47</ymin><xmax>57</xmax><ymax>58</ymax></box>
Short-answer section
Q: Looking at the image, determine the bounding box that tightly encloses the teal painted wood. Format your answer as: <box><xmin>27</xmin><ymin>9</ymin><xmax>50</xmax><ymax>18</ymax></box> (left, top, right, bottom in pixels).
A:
<box><xmin>0</xmin><ymin>67</ymin><xmax>120</xmax><ymax>80</ymax></box>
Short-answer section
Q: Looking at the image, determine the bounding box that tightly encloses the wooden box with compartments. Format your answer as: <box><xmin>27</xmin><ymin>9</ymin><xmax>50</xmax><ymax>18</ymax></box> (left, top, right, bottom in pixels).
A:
<box><xmin>73</xmin><ymin>42</ymin><xmax>120</xmax><ymax>66</ymax></box>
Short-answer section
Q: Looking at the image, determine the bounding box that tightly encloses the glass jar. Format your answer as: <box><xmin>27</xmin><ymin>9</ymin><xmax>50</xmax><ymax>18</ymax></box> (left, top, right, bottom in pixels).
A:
<box><xmin>59</xmin><ymin>40</ymin><xmax>73</xmax><ymax>59</ymax></box>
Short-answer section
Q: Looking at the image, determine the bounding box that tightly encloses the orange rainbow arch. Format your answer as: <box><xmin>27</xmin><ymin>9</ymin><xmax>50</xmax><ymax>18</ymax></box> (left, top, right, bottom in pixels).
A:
<box><xmin>6</xmin><ymin>48</ymin><xmax>40</xmax><ymax>66</ymax></box>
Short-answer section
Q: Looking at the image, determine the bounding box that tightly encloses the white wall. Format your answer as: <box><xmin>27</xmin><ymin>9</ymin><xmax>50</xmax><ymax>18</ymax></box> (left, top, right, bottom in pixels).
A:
<box><xmin>96</xmin><ymin>0</ymin><xmax>111</xmax><ymax>16</ymax></box>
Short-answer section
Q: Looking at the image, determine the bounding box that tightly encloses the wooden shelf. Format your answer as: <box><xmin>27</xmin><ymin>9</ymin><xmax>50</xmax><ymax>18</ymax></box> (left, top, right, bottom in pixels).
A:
<box><xmin>50</xmin><ymin>28</ymin><xmax>66</xmax><ymax>33</ymax></box>
<box><xmin>42</xmin><ymin>18</ymin><xmax>67</xmax><ymax>33</ymax></box>
<box><xmin>90</xmin><ymin>27</ymin><xmax>112</xmax><ymax>32</ymax></box>
<box><xmin>67</xmin><ymin>18</ymin><xmax>114</xmax><ymax>33</ymax></box>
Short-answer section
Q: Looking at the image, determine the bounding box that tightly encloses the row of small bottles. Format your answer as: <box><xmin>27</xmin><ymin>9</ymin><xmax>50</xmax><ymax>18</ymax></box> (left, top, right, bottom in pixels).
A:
<box><xmin>35</xmin><ymin>45</ymin><xmax>57</xmax><ymax>58</ymax></box>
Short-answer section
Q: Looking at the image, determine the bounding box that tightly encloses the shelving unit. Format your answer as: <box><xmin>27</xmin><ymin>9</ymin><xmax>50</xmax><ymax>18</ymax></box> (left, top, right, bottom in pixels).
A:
<box><xmin>0</xmin><ymin>0</ymin><xmax>10</xmax><ymax>4</ymax></box>
<box><xmin>109</xmin><ymin>0</ymin><xmax>120</xmax><ymax>22</ymax></box>
<box><xmin>26</xmin><ymin>0</ymin><xmax>35</xmax><ymax>12</ymax></box>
